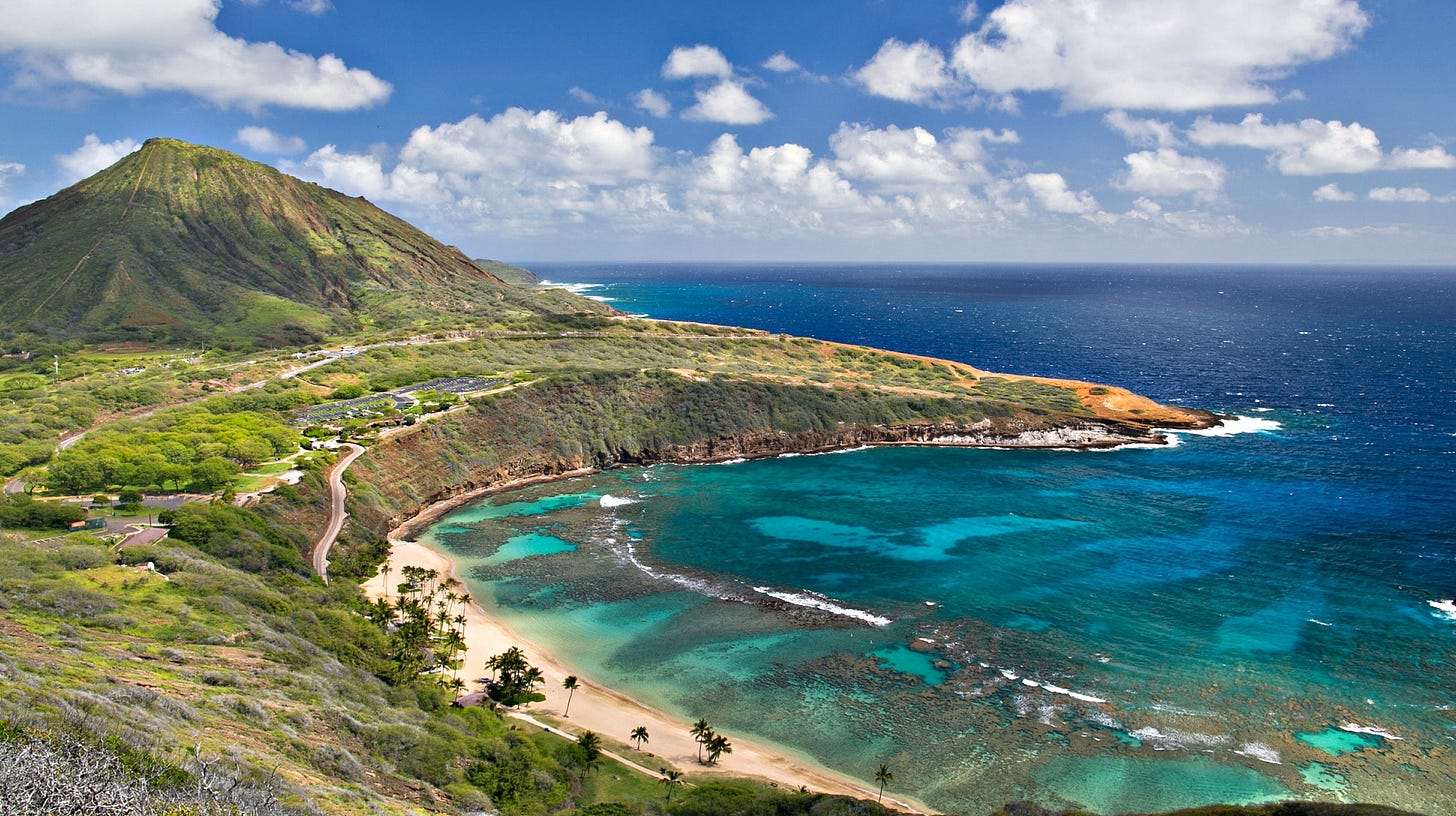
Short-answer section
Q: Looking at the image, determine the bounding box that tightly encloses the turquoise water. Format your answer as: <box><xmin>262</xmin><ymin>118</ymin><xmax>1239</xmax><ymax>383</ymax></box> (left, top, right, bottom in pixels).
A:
<box><xmin>1296</xmin><ymin>729</ymin><xmax>1385</xmax><ymax>757</ymax></box>
<box><xmin>423</xmin><ymin>265</ymin><xmax>1456</xmax><ymax>815</ymax></box>
<box><xmin>482</xmin><ymin>532</ymin><xmax>576</xmax><ymax>565</ymax></box>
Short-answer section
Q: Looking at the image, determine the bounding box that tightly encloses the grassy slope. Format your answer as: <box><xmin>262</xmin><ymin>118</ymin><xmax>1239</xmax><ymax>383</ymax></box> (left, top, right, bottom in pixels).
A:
<box><xmin>315</xmin><ymin>326</ymin><xmax>1207</xmax><ymax>536</ymax></box>
<box><xmin>0</xmin><ymin>139</ymin><xmax>608</xmax><ymax>348</ymax></box>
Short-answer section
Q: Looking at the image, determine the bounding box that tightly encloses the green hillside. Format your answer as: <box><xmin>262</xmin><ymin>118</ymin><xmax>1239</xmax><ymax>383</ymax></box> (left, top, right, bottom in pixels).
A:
<box><xmin>0</xmin><ymin>139</ymin><xmax>606</xmax><ymax>348</ymax></box>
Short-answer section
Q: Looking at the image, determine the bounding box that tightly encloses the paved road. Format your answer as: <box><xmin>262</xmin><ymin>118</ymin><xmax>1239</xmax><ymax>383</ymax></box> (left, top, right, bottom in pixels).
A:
<box><xmin>312</xmin><ymin>443</ymin><xmax>365</xmax><ymax>583</ymax></box>
<box><xmin>507</xmin><ymin>710</ymin><xmax>677</xmax><ymax>784</ymax></box>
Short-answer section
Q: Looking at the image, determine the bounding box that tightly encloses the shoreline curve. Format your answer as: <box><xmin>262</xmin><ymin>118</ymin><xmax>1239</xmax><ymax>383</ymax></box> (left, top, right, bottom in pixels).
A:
<box><xmin>369</xmin><ymin>529</ymin><xmax>935</xmax><ymax>814</ymax></box>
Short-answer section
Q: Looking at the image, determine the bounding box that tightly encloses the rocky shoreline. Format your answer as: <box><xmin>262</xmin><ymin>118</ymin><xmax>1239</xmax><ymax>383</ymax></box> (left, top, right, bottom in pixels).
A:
<box><xmin>382</xmin><ymin>412</ymin><xmax>1218</xmax><ymax>541</ymax></box>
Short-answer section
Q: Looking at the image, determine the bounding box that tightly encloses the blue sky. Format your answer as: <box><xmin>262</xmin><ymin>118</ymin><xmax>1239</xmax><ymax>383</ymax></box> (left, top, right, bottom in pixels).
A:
<box><xmin>1</xmin><ymin>0</ymin><xmax>1453</xmax><ymax>264</ymax></box>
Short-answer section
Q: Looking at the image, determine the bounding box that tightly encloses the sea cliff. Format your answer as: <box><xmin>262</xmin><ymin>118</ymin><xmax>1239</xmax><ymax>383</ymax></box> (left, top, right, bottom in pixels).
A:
<box><xmin>341</xmin><ymin>365</ymin><xmax>1215</xmax><ymax>542</ymax></box>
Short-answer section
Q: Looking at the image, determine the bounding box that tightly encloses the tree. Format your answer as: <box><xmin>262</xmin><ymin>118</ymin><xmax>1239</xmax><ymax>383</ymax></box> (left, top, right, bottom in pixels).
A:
<box><xmin>629</xmin><ymin>726</ymin><xmax>649</xmax><ymax>751</ymax></box>
<box><xmin>659</xmin><ymin>769</ymin><xmax>683</xmax><ymax>802</ymax></box>
<box><xmin>562</xmin><ymin>675</ymin><xmax>580</xmax><ymax>717</ymax></box>
<box><xmin>481</xmin><ymin>646</ymin><xmax>545</xmax><ymax>705</ymax></box>
<box><xmin>575</xmin><ymin>730</ymin><xmax>603</xmax><ymax>775</ymax></box>
<box><xmin>875</xmin><ymin>763</ymin><xmax>894</xmax><ymax>803</ymax></box>
<box><xmin>227</xmin><ymin>437</ymin><xmax>273</xmax><ymax>469</ymax></box>
<box><xmin>689</xmin><ymin>718</ymin><xmax>712</xmax><ymax>764</ymax></box>
<box><xmin>705</xmin><ymin>733</ymin><xmax>732</xmax><ymax>765</ymax></box>
<box><xmin>190</xmin><ymin>456</ymin><xmax>239</xmax><ymax>491</ymax></box>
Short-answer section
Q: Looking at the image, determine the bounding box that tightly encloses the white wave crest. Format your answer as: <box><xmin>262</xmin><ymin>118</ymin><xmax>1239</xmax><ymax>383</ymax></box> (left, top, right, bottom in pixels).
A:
<box><xmin>599</xmin><ymin>494</ymin><xmax>639</xmax><ymax>508</ymax></box>
<box><xmin>1128</xmin><ymin>727</ymin><xmax>1230</xmax><ymax>751</ymax></box>
<box><xmin>1340</xmin><ymin>722</ymin><xmax>1402</xmax><ymax>741</ymax></box>
<box><xmin>1427</xmin><ymin>599</ymin><xmax>1456</xmax><ymax>621</ymax></box>
<box><xmin>538</xmin><ymin>280</ymin><xmax>603</xmax><ymax>294</ymax></box>
<box><xmin>1009</xmin><ymin>676</ymin><xmax>1107</xmax><ymax>703</ymax></box>
<box><xmin>1178</xmin><ymin>416</ymin><xmax>1283</xmax><ymax>437</ymax></box>
<box><xmin>1236</xmin><ymin>742</ymin><xmax>1283</xmax><ymax>765</ymax></box>
<box><xmin>1041</xmin><ymin>683</ymin><xmax>1109</xmax><ymax>704</ymax></box>
<box><xmin>751</xmin><ymin>587</ymin><xmax>892</xmax><ymax>627</ymax></box>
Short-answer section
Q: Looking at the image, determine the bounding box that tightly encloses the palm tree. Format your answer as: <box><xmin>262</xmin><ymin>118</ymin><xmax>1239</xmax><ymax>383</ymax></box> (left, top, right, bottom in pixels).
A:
<box><xmin>689</xmin><ymin>718</ymin><xmax>712</xmax><ymax>764</ymax></box>
<box><xmin>562</xmin><ymin>675</ymin><xmax>580</xmax><ymax>716</ymax></box>
<box><xmin>629</xmin><ymin>726</ymin><xmax>649</xmax><ymax>751</ymax></box>
<box><xmin>705</xmin><ymin>733</ymin><xmax>732</xmax><ymax>765</ymax></box>
<box><xmin>659</xmin><ymin>768</ymin><xmax>683</xmax><ymax>801</ymax></box>
<box><xmin>874</xmin><ymin>763</ymin><xmax>894</xmax><ymax>803</ymax></box>
<box><xmin>576</xmin><ymin>730</ymin><xmax>603</xmax><ymax>774</ymax></box>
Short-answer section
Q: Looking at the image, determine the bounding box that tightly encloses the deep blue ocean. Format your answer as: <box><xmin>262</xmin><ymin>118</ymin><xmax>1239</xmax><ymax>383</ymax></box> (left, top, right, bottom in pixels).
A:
<box><xmin>425</xmin><ymin>264</ymin><xmax>1456</xmax><ymax>814</ymax></box>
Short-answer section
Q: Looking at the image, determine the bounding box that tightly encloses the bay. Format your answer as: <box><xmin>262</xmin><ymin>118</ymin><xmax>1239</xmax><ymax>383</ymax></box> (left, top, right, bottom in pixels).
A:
<box><xmin>426</xmin><ymin>264</ymin><xmax>1456</xmax><ymax>814</ymax></box>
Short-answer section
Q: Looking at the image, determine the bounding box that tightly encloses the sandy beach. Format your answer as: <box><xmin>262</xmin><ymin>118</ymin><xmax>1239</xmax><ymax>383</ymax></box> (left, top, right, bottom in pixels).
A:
<box><xmin>365</xmin><ymin>533</ymin><xmax>930</xmax><ymax>814</ymax></box>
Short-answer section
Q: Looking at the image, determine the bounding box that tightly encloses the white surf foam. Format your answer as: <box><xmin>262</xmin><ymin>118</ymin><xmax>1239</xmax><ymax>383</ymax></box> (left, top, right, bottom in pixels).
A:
<box><xmin>1041</xmin><ymin>683</ymin><xmax>1110</xmax><ymax>704</ymax></box>
<box><xmin>538</xmin><ymin>280</ymin><xmax>604</xmax><ymax>295</ymax></box>
<box><xmin>1427</xmin><ymin>599</ymin><xmax>1456</xmax><ymax>621</ymax></box>
<box><xmin>750</xmin><ymin>587</ymin><xmax>892</xmax><ymax>627</ymax></box>
<box><xmin>599</xmin><ymin>494</ymin><xmax>639</xmax><ymax>508</ymax></box>
<box><xmin>1236</xmin><ymin>742</ymin><xmax>1283</xmax><ymax>765</ymax></box>
<box><xmin>1340</xmin><ymin>722</ymin><xmax>1402</xmax><ymax>741</ymax></box>
<box><xmin>1178</xmin><ymin>415</ymin><xmax>1283</xmax><ymax>437</ymax></box>
<box><xmin>1128</xmin><ymin>727</ymin><xmax>1230</xmax><ymax>751</ymax></box>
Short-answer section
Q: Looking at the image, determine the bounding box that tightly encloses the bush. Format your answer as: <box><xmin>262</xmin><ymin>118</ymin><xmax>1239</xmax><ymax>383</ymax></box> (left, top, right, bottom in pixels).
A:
<box><xmin>56</xmin><ymin>544</ymin><xmax>113</xmax><ymax>571</ymax></box>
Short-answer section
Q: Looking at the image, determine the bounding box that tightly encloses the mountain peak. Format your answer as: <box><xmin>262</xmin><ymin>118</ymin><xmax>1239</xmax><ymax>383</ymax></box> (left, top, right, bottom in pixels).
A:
<box><xmin>0</xmin><ymin>138</ymin><xmax>602</xmax><ymax>347</ymax></box>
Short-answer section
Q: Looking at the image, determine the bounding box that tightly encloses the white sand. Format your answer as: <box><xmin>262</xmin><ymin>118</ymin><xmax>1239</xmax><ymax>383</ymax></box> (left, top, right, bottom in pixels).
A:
<box><xmin>364</xmin><ymin>537</ymin><xmax>929</xmax><ymax>813</ymax></box>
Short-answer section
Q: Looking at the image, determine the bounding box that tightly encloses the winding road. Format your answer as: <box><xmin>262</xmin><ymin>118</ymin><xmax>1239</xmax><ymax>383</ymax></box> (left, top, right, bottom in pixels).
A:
<box><xmin>311</xmin><ymin>443</ymin><xmax>365</xmax><ymax>584</ymax></box>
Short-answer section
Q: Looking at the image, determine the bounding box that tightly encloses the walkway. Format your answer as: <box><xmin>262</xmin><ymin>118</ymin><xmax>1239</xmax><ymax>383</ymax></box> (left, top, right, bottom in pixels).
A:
<box><xmin>311</xmin><ymin>443</ymin><xmax>365</xmax><ymax>583</ymax></box>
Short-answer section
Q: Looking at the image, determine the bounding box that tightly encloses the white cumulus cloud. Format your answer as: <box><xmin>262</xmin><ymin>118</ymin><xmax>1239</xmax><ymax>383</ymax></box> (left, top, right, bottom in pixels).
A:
<box><xmin>763</xmin><ymin>52</ymin><xmax>801</xmax><ymax>73</ymax></box>
<box><xmin>683</xmin><ymin>80</ymin><xmax>772</xmax><ymax>125</ymax></box>
<box><xmin>1104</xmin><ymin>111</ymin><xmax>1179</xmax><ymax>149</ymax></box>
<box><xmin>0</xmin><ymin>0</ymin><xmax>390</xmax><ymax>111</ymax></box>
<box><xmin>399</xmin><ymin>109</ymin><xmax>658</xmax><ymax>185</ymax></box>
<box><xmin>1189</xmin><ymin>114</ymin><xmax>1383</xmax><ymax>175</ymax></box>
<box><xmin>0</xmin><ymin>160</ymin><xmax>24</xmax><ymax>210</ymax></box>
<box><xmin>829</xmin><ymin>123</ymin><xmax>1014</xmax><ymax>190</ymax></box>
<box><xmin>1022</xmin><ymin>172</ymin><xmax>1099</xmax><ymax>215</ymax></box>
<box><xmin>1386</xmin><ymin>145</ymin><xmax>1456</xmax><ymax>170</ymax></box>
<box><xmin>289</xmin><ymin>108</ymin><xmax>1244</xmax><ymax>249</ymax></box>
<box><xmin>236</xmin><ymin>125</ymin><xmax>306</xmax><ymax>155</ymax></box>
<box><xmin>1368</xmin><ymin>186</ymin><xmax>1455</xmax><ymax>203</ymax></box>
<box><xmin>946</xmin><ymin>0</ymin><xmax>1367</xmax><ymax>111</ymax></box>
<box><xmin>1312</xmin><ymin>183</ymin><xmax>1355</xmax><ymax>202</ymax></box>
<box><xmin>1117</xmin><ymin>149</ymin><xmax>1226</xmax><ymax>198</ymax></box>
<box><xmin>853</xmin><ymin>39</ymin><xmax>955</xmax><ymax>105</ymax></box>
<box><xmin>662</xmin><ymin>44</ymin><xmax>733</xmax><ymax>80</ymax></box>
<box><xmin>55</xmin><ymin>133</ymin><xmax>139</xmax><ymax>182</ymax></box>
<box><xmin>634</xmin><ymin>89</ymin><xmax>671</xmax><ymax>118</ymax></box>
